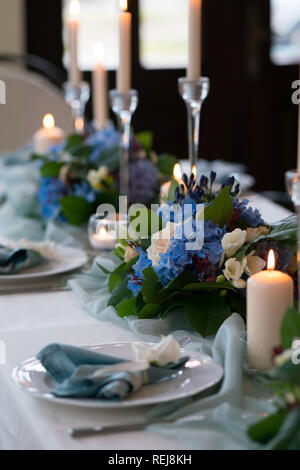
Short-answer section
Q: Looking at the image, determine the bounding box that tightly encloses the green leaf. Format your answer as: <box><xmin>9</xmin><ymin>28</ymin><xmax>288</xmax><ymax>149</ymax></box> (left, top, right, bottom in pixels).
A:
<box><xmin>248</xmin><ymin>408</ymin><xmax>287</xmax><ymax>445</ymax></box>
<box><xmin>204</xmin><ymin>186</ymin><xmax>234</xmax><ymax>227</ymax></box>
<box><xmin>41</xmin><ymin>161</ymin><xmax>64</xmax><ymax>178</ymax></box>
<box><xmin>64</xmin><ymin>134</ymin><xmax>85</xmax><ymax>152</ymax></box>
<box><xmin>281</xmin><ymin>307</ymin><xmax>300</xmax><ymax>350</ymax></box>
<box><xmin>157</xmin><ymin>154</ymin><xmax>178</xmax><ymax>176</ymax></box>
<box><xmin>141</xmin><ymin>267</ymin><xmax>162</xmax><ymax>303</ymax></box>
<box><xmin>97</xmin><ymin>263</ymin><xmax>113</xmax><ymax>275</ymax></box>
<box><xmin>73</xmin><ymin>145</ymin><xmax>92</xmax><ymax>159</ymax></box>
<box><xmin>60</xmin><ymin>195</ymin><xmax>94</xmax><ymax>226</ymax></box>
<box><xmin>138</xmin><ymin>303</ymin><xmax>162</xmax><ymax>319</ymax></box>
<box><xmin>129</xmin><ymin>208</ymin><xmax>162</xmax><ymax>238</ymax></box>
<box><xmin>154</xmin><ymin>269</ymin><xmax>196</xmax><ymax>304</ymax></box>
<box><xmin>95</xmin><ymin>145</ymin><xmax>120</xmax><ymax>171</ymax></box>
<box><xmin>108</xmin><ymin>275</ymin><xmax>132</xmax><ymax>308</ymax></box>
<box><xmin>117</xmin><ymin>297</ymin><xmax>137</xmax><ymax>317</ymax></box>
<box><xmin>167</xmin><ymin>179</ymin><xmax>180</xmax><ymax>202</ymax></box>
<box><xmin>30</xmin><ymin>153</ymin><xmax>47</xmax><ymax>161</ymax></box>
<box><xmin>109</xmin><ymin>273</ymin><xmax>122</xmax><ymax>293</ymax></box>
<box><xmin>235</xmin><ymin>215</ymin><xmax>297</xmax><ymax>260</ymax></box>
<box><xmin>269</xmin><ymin>360</ymin><xmax>300</xmax><ymax>386</ymax></box>
<box><xmin>227</xmin><ymin>290</ymin><xmax>246</xmax><ymax>318</ymax></box>
<box><xmin>185</xmin><ymin>294</ymin><xmax>231</xmax><ymax>337</ymax></box>
<box><xmin>136</xmin><ymin>131</ymin><xmax>153</xmax><ymax>152</ymax></box>
<box><xmin>183</xmin><ymin>281</ymin><xmax>236</xmax><ymax>292</ymax></box>
<box><xmin>265</xmin><ymin>407</ymin><xmax>300</xmax><ymax>450</ymax></box>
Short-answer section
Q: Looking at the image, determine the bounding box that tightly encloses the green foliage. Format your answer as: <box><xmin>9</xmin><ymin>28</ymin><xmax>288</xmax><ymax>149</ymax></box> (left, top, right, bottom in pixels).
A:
<box><xmin>204</xmin><ymin>186</ymin><xmax>234</xmax><ymax>227</ymax></box>
<box><xmin>157</xmin><ymin>154</ymin><xmax>178</xmax><ymax>177</ymax></box>
<box><xmin>184</xmin><ymin>294</ymin><xmax>231</xmax><ymax>337</ymax></box>
<box><xmin>167</xmin><ymin>179</ymin><xmax>180</xmax><ymax>201</ymax></box>
<box><xmin>136</xmin><ymin>131</ymin><xmax>153</xmax><ymax>153</ymax></box>
<box><xmin>41</xmin><ymin>161</ymin><xmax>64</xmax><ymax>178</ymax></box>
<box><xmin>248</xmin><ymin>408</ymin><xmax>287</xmax><ymax>445</ymax></box>
<box><xmin>60</xmin><ymin>195</ymin><xmax>94</xmax><ymax>226</ymax></box>
<box><xmin>281</xmin><ymin>307</ymin><xmax>300</xmax><ymax>350</ymax></box>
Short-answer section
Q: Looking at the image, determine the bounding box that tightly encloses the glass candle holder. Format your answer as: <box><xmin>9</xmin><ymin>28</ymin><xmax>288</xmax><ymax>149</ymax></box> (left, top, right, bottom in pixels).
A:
<box><xmin>63</xmin><ymin>81</ymin><xmax>90</xmax><ymax>133</ymax></box>
<box><xmin>178</xmin><ymin>77</ymin><xmax>210</xmax><ymax>176</ymax></box>
<box><xmin>88</xmin><ymin>213</ymin><xmax>128</xmax><ymax>251</ymax></box>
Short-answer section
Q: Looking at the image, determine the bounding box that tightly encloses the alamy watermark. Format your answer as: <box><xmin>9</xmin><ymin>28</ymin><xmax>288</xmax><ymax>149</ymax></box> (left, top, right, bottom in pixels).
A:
<box><xmin>96</xmin><ymin>198</ymin><xmax>205</xmax><ymax>251</ymax></box>
<box><xmin>292</xmin><ymin>339</ymin><xmax>300</xmax><ymax>365</ymax></box>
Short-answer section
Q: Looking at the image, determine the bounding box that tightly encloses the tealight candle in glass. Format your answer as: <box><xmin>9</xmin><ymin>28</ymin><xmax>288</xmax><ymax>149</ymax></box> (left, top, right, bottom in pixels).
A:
<box><xmin>88</xmin><ymin>214</ymin><xmax>128</xmax><ymax>251</ymax></box>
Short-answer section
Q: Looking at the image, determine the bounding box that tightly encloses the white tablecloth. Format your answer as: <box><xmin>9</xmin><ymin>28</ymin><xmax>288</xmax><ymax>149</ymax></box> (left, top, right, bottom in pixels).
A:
<box><xmin>0</xmin><ymin>195</ymin><xmax>292</xmax><ymax>450</ymax></box>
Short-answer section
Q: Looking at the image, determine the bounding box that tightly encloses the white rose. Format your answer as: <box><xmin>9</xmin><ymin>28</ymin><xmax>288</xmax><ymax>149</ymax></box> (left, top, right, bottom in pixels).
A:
<box><xmin>87</xmin><ymin>166</ymin><xmax>109</xmax><ymax>190</ymax></box>
<box><xmin>244</xmin><ymin>250</ymin><xmax>266</xmax><ymax>276</ymax></box>
<box><xmin>133</xmin><ymin>335</ymin><xmax>181</xmax><ymax>366</ymax></box>
<box><xmin>124</xmin><ymin>246</ymin><xmax>138</xmax><ymax>263</ymax></box>
<box><xmin>232</xmin><ymin>279</ymin><xmax>247</xmax><ymax>289</ymax></box>
<box><xmin>246</xmin><ymin>225</ymin><xmax>270</xmax><ymax>243</ymax></box>
<box><xmin>147</xmin><ymin>222</ymin><xmax>177</xmax><ymax>267</ymax></box>
<box><xmin>223</xmin><ymin>258</ymin><xmax>245</xmax><ymax>281</ymax></box>
<box><xmin>221</xmin><ymin>229</ymin><xmax>247</xmax><ymax>258</ymax></box>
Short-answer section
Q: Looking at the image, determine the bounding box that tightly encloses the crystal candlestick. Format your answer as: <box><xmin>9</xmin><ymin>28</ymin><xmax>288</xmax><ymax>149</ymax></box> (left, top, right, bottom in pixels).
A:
<box><xmin>178</xmin><ymin>77</ymin><xmax>210</xmax><ymax>176</ymax></box>
<box><xmin>109</xmin><ymin>89</ymin><xmax>138</xmax><ymax>200</ymax></box>
<box><xmin>64</xmin><ymin>81</ymin><xmax>90</xmax><ymax>134</ymax></box>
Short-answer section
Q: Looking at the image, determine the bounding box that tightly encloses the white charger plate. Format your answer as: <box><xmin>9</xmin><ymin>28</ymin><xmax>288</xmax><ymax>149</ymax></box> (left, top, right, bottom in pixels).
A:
<box><xmin>0</xmin><ymin>245</ymin><xmax>87</xmax><ymax>281</ymax></box>
<box><xmin>12</xmin><ymin>342</ymin><xmax>223</xmax><ymax>409</ymax></box>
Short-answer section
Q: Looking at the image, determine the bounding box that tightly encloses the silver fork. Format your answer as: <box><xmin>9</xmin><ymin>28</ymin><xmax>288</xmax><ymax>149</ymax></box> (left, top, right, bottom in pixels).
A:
<box><xmin>178</xmin><ymin>334</ymin><xmax>192</xmax><ymax>349</ymax></box>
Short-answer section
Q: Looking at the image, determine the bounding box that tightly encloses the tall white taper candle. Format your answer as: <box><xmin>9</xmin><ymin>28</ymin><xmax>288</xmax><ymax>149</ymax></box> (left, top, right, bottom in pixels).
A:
<box><xmin>117</xmin><ymin>0</ymin><xmax>132</xmax><ymax>94</ymax></box>
<box><xmin>92</xmin><ymin>43</ymin><xmax>108</xmax><ymax>129</ymax></box>
<box><xmin>68</xmin><ymin>0</ymin><xmax>81</xmax><ymax>86</ymax></box>
<box><xmin>187</xmin><ymin>0</ymin><xmax>202</xmax><ymax>81</ymax></box>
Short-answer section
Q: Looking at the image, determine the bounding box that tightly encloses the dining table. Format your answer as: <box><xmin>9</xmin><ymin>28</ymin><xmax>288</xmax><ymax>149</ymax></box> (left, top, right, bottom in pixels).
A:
<box><xmin>0</xmin><ymin>193</ymin><xmax>292</xmax><ymax>450</ymax></box>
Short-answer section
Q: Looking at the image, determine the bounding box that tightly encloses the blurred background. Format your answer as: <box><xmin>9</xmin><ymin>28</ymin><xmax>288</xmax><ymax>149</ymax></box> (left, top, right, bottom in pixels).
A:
<box><xmin>0</xmin><ymin>0</ymin><xmax>300</xmax><ymax>195</ymax></box>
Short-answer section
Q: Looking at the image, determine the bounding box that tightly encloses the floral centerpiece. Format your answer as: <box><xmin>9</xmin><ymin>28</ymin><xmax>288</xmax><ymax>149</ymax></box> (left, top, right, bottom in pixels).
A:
<box><xmin>101</xmin><ymin>172</ymin><xmax>297</xmax><ymax>337</ymax></box>
<box><xmin>31</xmin><ymin>126</ymin><xmax>178</xmax><ymax>226</ymax></box>
<box><xmin>248</xmin><ymin>307</ymin><xmax>300</xmax><ymax>449</ymax></box>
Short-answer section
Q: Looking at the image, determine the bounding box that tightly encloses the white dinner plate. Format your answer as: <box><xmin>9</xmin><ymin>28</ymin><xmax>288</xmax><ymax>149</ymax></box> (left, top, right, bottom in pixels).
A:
<box><xmin>0</xmin><ymin>245</ymin><xmax>87</xmax><ymax>281</ymax></box>
<box><xmin>12</xmin><ymin>342</ymin><xmax>223</xmax><ymax>409</ymax></box>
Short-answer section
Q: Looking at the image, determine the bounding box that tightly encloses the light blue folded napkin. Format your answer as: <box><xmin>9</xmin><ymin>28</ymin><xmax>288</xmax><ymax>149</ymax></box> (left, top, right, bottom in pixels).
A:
<box><xmin>0</xmin><ymin>245</ymin><xmax>46</xmax><ymax>274</ymax></box>
<box><xmin>37</xmin><ymin>343</ymin><xmax>189</xmax><ymax>400</ymax></box>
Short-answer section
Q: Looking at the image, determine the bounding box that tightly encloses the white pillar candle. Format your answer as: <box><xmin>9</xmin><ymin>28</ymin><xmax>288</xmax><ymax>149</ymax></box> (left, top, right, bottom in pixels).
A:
<box><xmin>187</xmin><ymin>0</ymin><xmax>202</xmax><ymax>81</ymax></box>
<box><xmin>33</xmin><ymin>114</ymin><xmax>65</xmax><ymax>155</ymax></box>
<box><xmin>92</xmin><ymin>43</ymin><xmax>108</xmax><ymax>130</ymax></box>
<box><xmin>247</xmin><ymin>250</ymin><xmax>294</xmax><ymax>371</ymax></box>
<box><xmin>117</xmin><ymin>0</ymin><xmax>132</xmax><ymax>94</ymax></box>
<box><xmin>67</xmin><ymin>0</ymin><xmax>81</xmax><ymax>86</ymax></box>
<box><xmin>91</xmin><ymin>227</ymin><xmax>116</xmax><ymax>250</ymax></box>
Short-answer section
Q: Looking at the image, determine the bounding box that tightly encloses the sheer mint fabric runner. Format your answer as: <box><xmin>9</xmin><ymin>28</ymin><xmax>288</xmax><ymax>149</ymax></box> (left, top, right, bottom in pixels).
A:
<box><xmin>68</xmin><ymin>256</ymin><xmax>275</xmax><ymax>450</ymax></box>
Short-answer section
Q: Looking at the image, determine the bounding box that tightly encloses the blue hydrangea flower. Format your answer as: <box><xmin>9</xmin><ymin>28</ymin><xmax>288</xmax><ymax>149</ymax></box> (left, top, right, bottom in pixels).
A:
<box><xmin>72</xmin><ymin>181</ymin><xmax>96</xmax><ymax>203</ymax></box>
<box><xmin>128</xmin><ymin>248</ymin><xmax>152</xmax><ymax>295</ymax></box>
<box><xmin>38</xmin><ymin>177</ymin><xmax>70</xmax><ymax>220</ymax></box>
<box><xmin>129</xmin><ymin>159</ymin><xmax>158</xmax><ymax>204</ymax></box>
<box><xmin>86</xmin><ymin>126</ymin><xmax>120</xmax><ymax>164</ymax></box>
<box><xmin>158</xmin><ymin>197</ymin><xmax>197</xmax><ymax>226</ymax></box>
<box><xmin>234</xmin><ymin>199</ymin><xmax>264</xmax><ymax>228</ymax></box>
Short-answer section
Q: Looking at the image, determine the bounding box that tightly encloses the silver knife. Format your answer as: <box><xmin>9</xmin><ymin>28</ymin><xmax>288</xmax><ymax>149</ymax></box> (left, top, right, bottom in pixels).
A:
<box><xmin>68</xmin><ymin>421</ymin><xmax>173</xmax><ymax>439</ymax></box>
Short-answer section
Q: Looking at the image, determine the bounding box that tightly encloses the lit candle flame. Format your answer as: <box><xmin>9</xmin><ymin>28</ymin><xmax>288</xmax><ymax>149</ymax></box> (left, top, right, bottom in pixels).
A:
<box><xmin>120</xmin><ymin>0</ymin><xmax>128</xmax><ymax>12</ymax></box>
<box><xmin>93</xmin><ymin>42</ymin><xmax>104</xmax><ymax>62</ymax></box>
<box><xmin>267</xmin><ymin>249</ymin><xmax>276</xmax><ymax>271</ymax></box>
<box><xmin>43</xmin><ymin>114</ymin><xmax>55</xmax><ymax>130</ymax></box>
<box><xmin>99</xmin><ymin>227</ymin><xmax>108</xmax><ymax>238</ymax></box>
<box><xmin>192</xmin><ymin>164</ymin><xmax>197</xmax><ymax>179</ymax></box>
<box><xmin>173</xmin><ymin>163</ymin><xmax>182</xmax><ymax>183</ymax></box>
<box><xmin>69</xmin><ymin>0</ymin><xmax>80</xmax><ymax>20</ymax></box>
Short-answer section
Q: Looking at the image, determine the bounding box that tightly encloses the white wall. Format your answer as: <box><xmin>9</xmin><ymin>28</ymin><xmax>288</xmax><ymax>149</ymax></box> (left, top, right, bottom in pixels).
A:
<box><xmin>0</xmin><ymin>0</ymin><xmax>25</xmax><ymax>55</ymax></box>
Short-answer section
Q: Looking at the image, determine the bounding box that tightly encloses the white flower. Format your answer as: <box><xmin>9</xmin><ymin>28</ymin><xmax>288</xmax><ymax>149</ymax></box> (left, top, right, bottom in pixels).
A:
<box><xmin>124</xmin><ymin>245</ymin><xmax>138</xmax><ymax>263</ymax></box>
<box><xmin>223</xmin><ymin>258</ymin><xmax>245</xmax><ymax>281</ymax></box>
<box><xmin>221</xmin><ymin>229</ymin><xmax>247</xmax><ymax>258</ymax></box>
<box><xmin>232</xmin><ymin>279</ymin><xmax>247</xmax><ymax>289</ymax></box>
<box><xmin>147</xmin><ymin>222</ymin><xmax>177</xmax><ymax>267</ymax></box>
<box><xmin>273</xmin><ymin>349</ymin><xmax>293</xmax><ymax>367</ymax></box>
<box><xmin>244</xmin><ymin>250</ymin><xmax>266</xmax><ymax>276</ymax></box>
<box><xmin>133</xmin><ymin>335</ymin><xmax>181</xmax><ymax>366</ymax></box>
<box><xmin>87</xmin><ymin>166</ymin><xmax>109</xmax><ymax>190</ymax></box>
<box><xmin>246</xmin><ymin>225</ymin><xmax>270</xmax><ymax>243</ymax></box>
